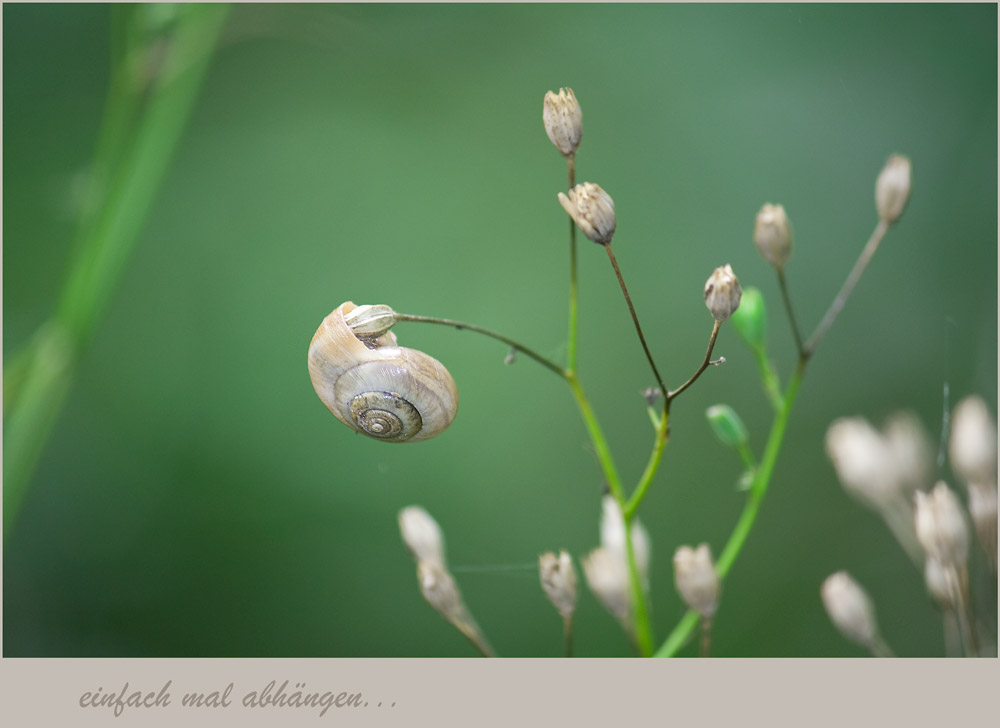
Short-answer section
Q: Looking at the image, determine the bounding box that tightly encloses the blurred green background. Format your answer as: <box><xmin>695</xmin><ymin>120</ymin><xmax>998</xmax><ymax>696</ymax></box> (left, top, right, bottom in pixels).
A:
<box><xmin>3</xmin><ymin>3</ymin><xmax>996</xmax><ymax>657</ymax></box>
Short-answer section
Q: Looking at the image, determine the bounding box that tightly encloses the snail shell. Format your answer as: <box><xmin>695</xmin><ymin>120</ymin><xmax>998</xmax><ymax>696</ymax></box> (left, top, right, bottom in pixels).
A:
<box><xmin>308</xmin><ymin>301</ymin><xmax>459</xmax><ymax>442</ymax></box>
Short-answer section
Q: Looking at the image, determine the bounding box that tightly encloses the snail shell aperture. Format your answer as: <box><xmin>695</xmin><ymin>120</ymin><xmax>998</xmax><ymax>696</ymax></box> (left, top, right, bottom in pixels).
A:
<box><xmin>308</xmin><ymin>301</ymin><xmax>459</xmax><ymax>442</ymax></box>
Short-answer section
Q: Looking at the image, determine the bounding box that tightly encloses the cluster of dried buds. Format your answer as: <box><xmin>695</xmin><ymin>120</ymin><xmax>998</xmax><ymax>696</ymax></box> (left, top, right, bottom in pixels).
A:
<box><xmin>546</xmin><ymin>88</ymin><xmax>743</xmax><ymax>324</ymax></box>
<box><xmin>397</xmin><ymin>506</ymin><xmax>495</xmax><ymax>656</ymax></box>
<box><xmin>822</xmin><ymin>395</ymin><xmax>997</xmax><ymax>655</ymax></box>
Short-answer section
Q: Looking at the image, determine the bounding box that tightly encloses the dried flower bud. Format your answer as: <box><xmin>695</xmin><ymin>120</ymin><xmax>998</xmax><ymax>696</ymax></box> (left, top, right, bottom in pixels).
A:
<box><xmin>704</xmin><ymin>264</ymin><xmax>742</xmax><ymax>322</ymax></box>
<box><xmin>344</xmin><ymin>304</ymin><xmax>398</xmax><ymax>341</ymax></box>
<box><xmin>729</xmin><ymin>285</ymin><xmax>767</xmax><ymax>352</ymax></box>
<box><xmin>558</xmin><ymin>182</ymin><xmax>616</xmax><ymax>245</ymax></box>
<box><xmin>398</xmin><ymin>506</ymin><xmax>446</xmax><ymax>567</ymax></box>
<box><xmin>914</xmin><ymin>482</ymin><xmax>969</xmax><ymax>569</ymax></box>
<box><xmin>883</xmin><ymin>411</ymin><xmax>932</xmax><ymax>493</ymax></box>
<box><xmin>543</xmin><ymin>88</ymin><xmax>583</xmax><ymax>157</ymax></box>
<box><xmin>875</xmin><ymin>154</ymin><xmax>911</xmax><ymax>224</ymax></box>
<box><xmin>582</xmin><ymin>547</ymin><xmax>631</xmax><ymax>632</ymax></box>
<box><xmin>417</xmin><ymin>560</ymin><xmax>463</xmax><ymax>622</ymax></box>
<box><xmin>539</xmin><ymin>550</ymin><xmax>578</xmax><ymax>621</ymax></box>
<box><xmin>825</xmin><ymin>417</ymin><xmax>900</xmax><ymax>507</ymax></box>
<box><xmin>968</xmin><ymin>480</ymin><xmax>998</xmax><ymax>564</ymax></box>
<box><xmin>599</xmin><ymin>496</ymin><xmax>650</xmax><ymax>586</ymax></box>
<box><xmin>924</xmin><ymin>557</ymin><xmax>955</xmax><ymax>609</ymax></box>
<box><xmin>585</xmin><ymin>497</ymin><xmax>651</xmax><ymax>633</ymax></box>
<box><xmin>673</xmin><ymin>544</ymin><xmax>720</xmax><ymax>618</ymax></box>
<box><xmin>416</xmin><ymin>561</ymin><xmax>495</xmax><ymax>656</ymax></box>
<box><xmin>821</xmin><ymin>571</ymin><xmax>879</xmax><ymax>648</ymax></box>
<box><xmin>949</xmin><ymin>395</ymin><xmax>997</xmax><ymax>485</ymax></box>
<box><xmin>753</xmin><ymin>203</ymin><xmax>793</xmax><ymax>270</ymax></box>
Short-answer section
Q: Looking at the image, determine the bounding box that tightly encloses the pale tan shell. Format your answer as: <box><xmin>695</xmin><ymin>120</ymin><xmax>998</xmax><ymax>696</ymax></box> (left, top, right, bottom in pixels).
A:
<box><xmin>308</xmin><ymin>301</ymin><xmax>459</xmax><ymax>442</ymax></box>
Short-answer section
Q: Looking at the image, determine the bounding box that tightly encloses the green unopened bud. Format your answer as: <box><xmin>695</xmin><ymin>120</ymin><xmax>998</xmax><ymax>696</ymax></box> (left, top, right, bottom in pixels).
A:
<box><xmin>706</xmin><ymin>404</ymin><xmax>749</xmax><ymax>449</ymax></box>
<box><xmin>558</xmin><ymin>182</ymin><xmax>616</xmax><ymax>245</ymax></box>
<box><xmin>543</xmin><ymin>88</ymin><xmax>583</xmax><ymax>158</ymax></box>
<box><xmin>729</xmin><ymin>286</ymin><xmax>767</xmax><ymax>352</ymax></box>
<box><xmin>753</xmin><ymin>203</ymin><xmax>793</xmax><ymax>270</ymax></box>
<box><xmin>704</xmin><ymin>264</ymin><xmax>742</xmax><ymax>322</ymax></box>
<box><xmin>875</xmin><ymin>154</ymin><xmax>912</xmax><ymax>224</ymax></box>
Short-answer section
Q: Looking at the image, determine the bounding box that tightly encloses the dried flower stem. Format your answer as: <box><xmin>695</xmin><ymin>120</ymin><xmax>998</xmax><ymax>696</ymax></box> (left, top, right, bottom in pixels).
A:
<box><xmin>567</xmin><ymin>155</ymin><xmax>579</xmax><ymax>373</ymax></box>
<box><xmin>777</xmin><ymin>268</ymin><xmax>805</xmax><ymax>357</ymax></box>
<box><xmin>700</xmin><ymin>617</ymin><xmax>713</xmax><ymax>658</ymax></box>
<box><xmin>604</xmin><ymin>244</ymin><xmax>668</xmax><ymax>396</ymax></box>
<box><xmin>395</xmin><ymin>313</ymin><xmax>568</xmax><ymax>379</ymax></box>
<box><xmin>804</xmin><ymin>219</ymin><xmax>889</xmax><ymax>357</ymax></box>
<box><xmin>667</xmin><ymin>320</ymin><xmax>722</xmax><ymax>401</ymax></box>
<box><xmin>455</xmin><ymin>616</ymin><xmax>497</xmax><ymax>658</ymax></box>
<box><xmin>869</xmin><ymin>635</ymin><xmax>895</xmax><ymax>658</ymax></box>
<box><xmin>949</xmin><ymin>567</ymin><xmax>978</xmax><ymax>656</ymax></box>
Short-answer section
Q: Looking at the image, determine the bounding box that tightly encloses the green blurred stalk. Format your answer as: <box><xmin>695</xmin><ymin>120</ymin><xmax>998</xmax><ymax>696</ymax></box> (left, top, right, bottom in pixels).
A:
<box><xmin>566</xmin><ymin>372</ymin><xmax>655</xmax><ymax>656</ymax></box>
<box><xmin>655</xmin><ymin>359</ymin><xmax>804</xmax><ymax>657</ymax></box>
<box><xmin>3</xmin><ymin>4</ymin><xmax>230</xmax><ymax>538</ymax></box>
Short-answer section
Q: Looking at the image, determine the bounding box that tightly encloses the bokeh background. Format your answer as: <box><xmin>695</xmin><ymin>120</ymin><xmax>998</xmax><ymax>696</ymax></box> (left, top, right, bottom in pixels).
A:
<box><xmin>3</xmin><ymin>3</ymin><xmax>996</xmax><ymax>657</ymax></box>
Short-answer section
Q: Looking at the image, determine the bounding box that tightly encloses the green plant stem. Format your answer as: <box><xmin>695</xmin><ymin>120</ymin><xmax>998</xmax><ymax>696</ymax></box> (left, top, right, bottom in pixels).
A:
<box><xmin>565</xmin><ymin>373</ymin><xmax>624</xmax><ymax>501</ymax></box>
<box><xmin>735</xmin><ymin>442</ymin><xmax>758</xmax><ymax>473</ymax></box>
<box><xmin>565</xmin><ymin>372</ymin><xmax>654</xmax><ymax>655</ymax></box>
<box><xmin>604</xmin><ymin>244</ymin><xmax>667</xmax><ymax>397</ymax></box>
<box><xmin>656</xmin><ymin>357</ymin><xmax>804</xmax><ymax>657</ymax></box>
<box><xmin>625</xmin><ymin>404</ymin><xmax>669</xmax><ymax>520</ymax></box>
<box><xmin>566</xmin><ymin>155</ymin><xmax>578</xmax><ymax>373</ymax></box>
<box><xmin>626</xmin><ymin>320</ymin><xmax>723</xmax><ymax>517</ymax></box>
<box><xmin>2</xmin><ymin>5</ymin><xmax>230</xmax><ymax>538</ymax></box>
<box><xmin>753</xmin><ymin>346</ymin><xmax>785</xmax><ymax>412</ymax></box>
<box><xmin>646</xmin><ymin>405</ymin><xmax>662</xmax><ymax>431</ymax></box>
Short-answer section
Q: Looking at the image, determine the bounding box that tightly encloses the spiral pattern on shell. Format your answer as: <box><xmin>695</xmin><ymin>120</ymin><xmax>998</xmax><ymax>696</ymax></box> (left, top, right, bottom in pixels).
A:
<box><xmin>308</xmin><ymin>302</ymin><xmax>459</xmax><ymax>442</ymax></box>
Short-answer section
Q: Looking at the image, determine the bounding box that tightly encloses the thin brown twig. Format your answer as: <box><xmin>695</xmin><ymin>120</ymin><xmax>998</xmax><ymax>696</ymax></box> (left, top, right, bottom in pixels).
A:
<box><xmin>604</xmin><ymin>243</ymin><xmax>667</xmax><ymax>396</ymax></box>
<box><xmin>668</xmin><ymin>320</ymin><xmax>722</xmax><ymax>400</ymax></box>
